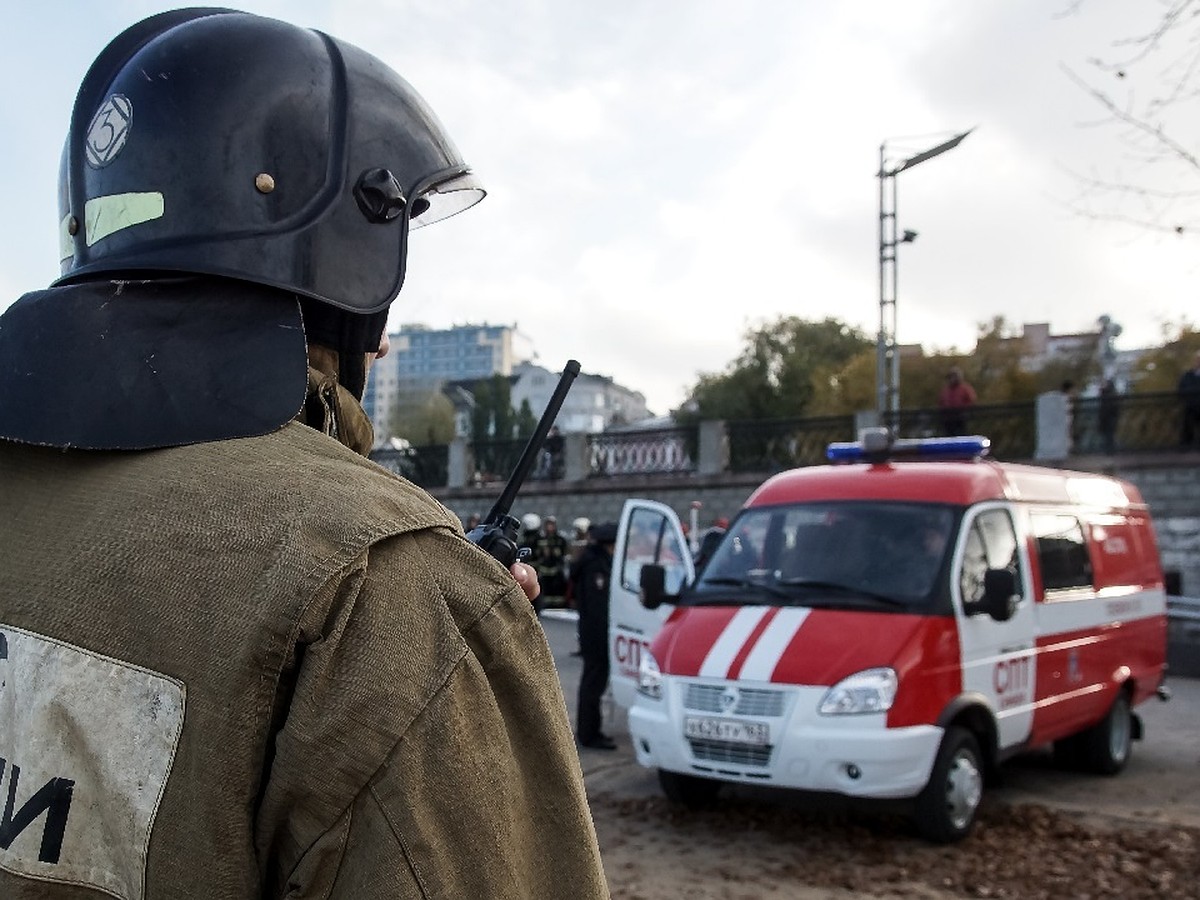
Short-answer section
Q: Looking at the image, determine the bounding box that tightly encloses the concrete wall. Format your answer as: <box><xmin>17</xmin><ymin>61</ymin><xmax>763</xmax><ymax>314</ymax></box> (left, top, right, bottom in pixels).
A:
<box><xmin>1073</xmin><ymin>455</ymin><xmax>1200</xmax><ymax>597</ymax></box>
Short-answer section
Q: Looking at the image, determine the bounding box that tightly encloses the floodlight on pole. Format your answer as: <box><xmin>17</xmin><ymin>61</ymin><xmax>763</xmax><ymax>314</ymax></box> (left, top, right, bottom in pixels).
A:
<box><xmin>876</xmin><ymin>128</ymin><xmax>973</xmax><ymax>429</ymax></box>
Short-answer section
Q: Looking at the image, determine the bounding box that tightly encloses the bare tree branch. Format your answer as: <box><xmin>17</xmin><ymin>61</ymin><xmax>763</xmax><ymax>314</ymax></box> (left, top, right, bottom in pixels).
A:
<box><xmin>1061</xmin><ymin>63</ymin><xmax>1200</xmax><ymax>170</ymax></box>
<box><xmin>1057</xmin><ymin>1</ymin><xmax>1200</xmax><ymax>234</ymax></box>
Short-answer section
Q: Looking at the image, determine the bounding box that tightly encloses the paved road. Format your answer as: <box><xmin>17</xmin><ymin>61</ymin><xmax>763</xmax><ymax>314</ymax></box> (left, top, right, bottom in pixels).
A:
<box><xmin>541</xmin><ymin>610</ymin><xmax>655</xmax><ymax>798</ymax></box>
<box><xmin>539</xmin><ymin>609</ymin><xmax>1200</xmax><ymax>829</ymax></box>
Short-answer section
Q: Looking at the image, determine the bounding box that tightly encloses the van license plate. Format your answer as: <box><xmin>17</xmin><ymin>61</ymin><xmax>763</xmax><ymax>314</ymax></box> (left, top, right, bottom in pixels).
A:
<box><xmin>684</xmin><ymin>716</ymin><xmax>769</xmax><ymax>745</ymax></box>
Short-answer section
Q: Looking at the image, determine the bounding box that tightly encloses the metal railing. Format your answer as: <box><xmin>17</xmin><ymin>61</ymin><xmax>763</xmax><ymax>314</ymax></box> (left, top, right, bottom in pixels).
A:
<box><xmin>468</xmin><ymin>438</ymin><xmax>527</xmax><ymax>486</ymax></box>
<box><xmin>727</xmin><ymin>415</ymin><xmax>855</xmax><ymax>473</ymax></box>
<box><xmin>371</xmin><ymin>444</ymin><xmax>449</xmax><ymax>487</ymax></box>
<box><xmin>588</xmin><ymin>425</ymin><xmax>698</xmax><ymax>477</ymax></box>
<box><xmin>890</xmin><ymin>392</ymin><xmax>1186</xmax><ymax>461</ymax></box>
<box><xmin>370</xmin><ymin>391</ymin><xmax>1196</xmax><ymax>489</ymax></box>
<box><xmin>892</xmin><ymin>402</ymin><xmax>1037</xmax><ymax>461</ymax></box>
<box><xmin>1169</xmin><ymin>596</ymin><xmax>1200</xmax><ymax>624</ymax></box>
<box><xmin>1071</xmin><ymin>392</ymin><xmax>1187</xmax><ymax>455</ymax></box>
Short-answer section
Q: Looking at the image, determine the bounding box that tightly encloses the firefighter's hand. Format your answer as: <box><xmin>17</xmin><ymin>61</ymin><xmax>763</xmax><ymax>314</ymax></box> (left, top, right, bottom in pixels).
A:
<box><xmin>511</xmin><ymin>562</ymin><xmax>541</xmax><ymax>603</ymax></box>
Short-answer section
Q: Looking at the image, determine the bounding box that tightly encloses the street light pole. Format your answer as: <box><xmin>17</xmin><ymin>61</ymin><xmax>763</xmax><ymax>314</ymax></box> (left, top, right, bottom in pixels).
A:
<box><xmin>876</xmin><ymin>128</ymin><xmax>973</xmax><ymax>432</ymax></box>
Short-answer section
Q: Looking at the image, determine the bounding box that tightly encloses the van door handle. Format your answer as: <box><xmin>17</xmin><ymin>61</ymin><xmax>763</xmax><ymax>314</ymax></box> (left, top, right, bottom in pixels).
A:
<box><xmin>1000</xmin><ymin>645</ymin><xmax>1031</xmax><ymax>654</ymax></box>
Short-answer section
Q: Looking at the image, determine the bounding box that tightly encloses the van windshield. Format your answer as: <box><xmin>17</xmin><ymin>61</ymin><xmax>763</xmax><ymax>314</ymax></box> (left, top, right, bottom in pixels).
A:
<box><xmin>687</xmin><ymin>501</ymin><xmax>959</xmax><ymax>612</ymax></box>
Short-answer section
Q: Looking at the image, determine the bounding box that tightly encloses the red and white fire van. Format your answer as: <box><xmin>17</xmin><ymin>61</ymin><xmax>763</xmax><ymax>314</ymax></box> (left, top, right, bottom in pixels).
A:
<box><xmin>609</xmin><ymin>432</ymin><xmax>1170</xmax><ymax>842</ymax></box>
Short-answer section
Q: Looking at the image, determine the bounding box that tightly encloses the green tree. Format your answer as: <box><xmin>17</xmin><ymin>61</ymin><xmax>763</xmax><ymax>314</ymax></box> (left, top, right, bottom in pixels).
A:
<box><xmin>389</xmin><ymin>388</ymin><xmax>456</xmax><ymax>446</ymax></box>
<box><xmin>807</xmin><ymin>347</ymin><xmax>877</xmax><ymax>415</ymax></box>
<box><xmin>960</xmin><ymin>317</ymin><xmax>1040</xmax><ymax>404</ymax></box>
<box><xmin>901</xmin><ymin>352</ymin><xmax>974</xmax><ymax>410</ymax></box>
<box><xmin>683</xmin><ymin>316</ymin><xmax>873</xmax><ymax>421</ymax></box>
<box><xmin>1129</xmin><ymin>320</ymin><xmax>1200</xmax><ymax>391</ymax></box>
<box><xmin>1035</xmin><ymin>347</ymin><xmax>1098</xmax><ymax>396</ymax></box>
<box><xmin>471</xmin><ymin>375</ymin><xmax>508</xmax><ymax>441</ymax></box>
<box><xmin>469</xmin><ymin>374</ymin><xmax>538</xmax><ymax>441</ymax></box>
<box><xmin>514</xmin><ymin>399</ymin><xmax>538</xmax><ymax>438</ymax></box>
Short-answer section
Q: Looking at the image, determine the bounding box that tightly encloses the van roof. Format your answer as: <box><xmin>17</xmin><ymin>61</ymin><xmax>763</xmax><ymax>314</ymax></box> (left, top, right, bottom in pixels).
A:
<box><xmin>745</xmin><ymin>459</ymin><xmax>1146</xmax><ymax>511</ymax></box>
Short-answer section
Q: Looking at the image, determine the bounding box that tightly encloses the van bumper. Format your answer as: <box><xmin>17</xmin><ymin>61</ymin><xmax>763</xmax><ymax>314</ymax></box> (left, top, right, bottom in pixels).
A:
<box><xmin>629</xmin><ymin>701</ymin><xmax>943</xmax><ymax>800</ymax></box>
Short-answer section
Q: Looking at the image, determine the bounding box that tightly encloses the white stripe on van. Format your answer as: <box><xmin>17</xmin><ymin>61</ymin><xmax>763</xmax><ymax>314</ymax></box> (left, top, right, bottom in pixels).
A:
<box><xmin>1035</xmin><ymin>586</ymin><xmax>1166</xmax><ymax>637</ymax></box>
<box><xmin>739</xmin><ymin>608</ymin><xmax>811</xmax><ymax>682</ymax></box>
<box><xmin>699</xmin><ymin>607</ymin><xmax>770</xmax><ymax>678</ymax></box>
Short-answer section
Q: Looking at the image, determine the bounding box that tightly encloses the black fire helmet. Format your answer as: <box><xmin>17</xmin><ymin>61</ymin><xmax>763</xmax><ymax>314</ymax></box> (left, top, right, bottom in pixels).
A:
<box><xmin>0</xmin><ymin>7</ymin><xmax>484</xmax><ymax>450</ymax></box>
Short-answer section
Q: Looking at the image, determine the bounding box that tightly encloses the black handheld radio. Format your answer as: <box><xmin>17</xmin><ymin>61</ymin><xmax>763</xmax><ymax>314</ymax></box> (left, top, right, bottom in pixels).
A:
<box><xmin>466</xmin><ymin>359</ymin><xmax>581</xmax><ymax>567</ymax></box>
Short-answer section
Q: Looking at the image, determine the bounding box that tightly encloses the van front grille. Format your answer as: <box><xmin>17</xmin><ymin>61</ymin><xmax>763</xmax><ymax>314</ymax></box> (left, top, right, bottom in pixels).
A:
<box><xmin>687</xmin><ymin>738</ymin><xmax>773</xmax><ymax>767</ymax></box>
<box><xmin>684</xmin><ymin>683</ymin><xmax>785</xmax><ymax>717</ymax></box>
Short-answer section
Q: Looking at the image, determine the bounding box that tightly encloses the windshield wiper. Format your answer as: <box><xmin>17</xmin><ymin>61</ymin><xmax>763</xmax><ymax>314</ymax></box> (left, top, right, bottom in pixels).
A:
<box><xmin>695</xmin><ymin>576</ymin><xmax>796</xmax><ymax>603</ymax></box>
<box><xmin>775</xmin><ymin>577</ymin><xmax>907</xmax><ymax>608</ymax></box>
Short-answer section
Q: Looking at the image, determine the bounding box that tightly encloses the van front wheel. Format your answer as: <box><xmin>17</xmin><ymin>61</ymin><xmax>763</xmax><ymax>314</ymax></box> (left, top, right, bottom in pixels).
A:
<box><xmin>658</xmin><ymin>769</ymin><xmax>721</xmax><ymax>809</ymax></box>
<box><xmin>914</xmin><ymin>726</ymin><xmax>984</xmax><ymax>844</ymax></box>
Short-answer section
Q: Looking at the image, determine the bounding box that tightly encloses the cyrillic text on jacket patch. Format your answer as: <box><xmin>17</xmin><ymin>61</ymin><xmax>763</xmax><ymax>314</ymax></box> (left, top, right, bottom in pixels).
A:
<box><xmin>0</xmin><ymin>623</ymin><xmax>185</xmax><ymax>900</ymax></box>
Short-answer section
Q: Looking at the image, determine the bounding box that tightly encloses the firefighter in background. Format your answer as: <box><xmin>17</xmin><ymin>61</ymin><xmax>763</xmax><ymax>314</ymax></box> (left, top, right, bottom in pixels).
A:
<box><xmin>0</xmin><ymin>9</ymin><xmax>606</xmax><ymax>897</ymax></box>
<box><xmin>570</xmin><ymin>522</ymin><xmax>619</xmax><ymax>750</ymax></box>
<box><xmin>568</xmin><ymin>517</ymin><xmax>592</xmax><ymax>578</ymax></box>
<box><xmin>520</xmin><ymin>512</ymin><xmax>543</xmax><ymax>554</ymax></box>
<box><xmin>533</xmin><ymin>515</ymin><xmax>571</xmax><ymax>607</ymax></box>
<box><xmin>566</xmin><ymin>516</ymin><xmax>592</xmax><ymax>656</ymax></box>
<box><xmin>519</xmin><ymin>512</ymin><xmax>544</xmax><ymax>615</ymax></box>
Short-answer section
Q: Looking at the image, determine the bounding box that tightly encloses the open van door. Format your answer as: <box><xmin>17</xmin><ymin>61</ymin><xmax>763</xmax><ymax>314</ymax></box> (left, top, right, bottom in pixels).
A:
<box><xmin>610</xmin><ymin>499</ymin><xmax>695</xmax><ymax>711</ymax></box>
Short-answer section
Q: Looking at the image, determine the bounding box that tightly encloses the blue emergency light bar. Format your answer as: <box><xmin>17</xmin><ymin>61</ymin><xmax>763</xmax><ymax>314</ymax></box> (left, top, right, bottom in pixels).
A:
<box><xmin>826</xmin><ymin>429</ymin><xmax>990</xmax><ymax>463</ymax></box>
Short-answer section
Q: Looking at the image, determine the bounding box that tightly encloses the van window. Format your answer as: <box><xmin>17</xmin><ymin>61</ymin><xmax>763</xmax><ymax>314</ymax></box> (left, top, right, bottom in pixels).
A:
<box><xmin>958</xmin><ymin>508</ymin><xmax>1023</xmax><ymax>606</ymax></box>
<box><xmin>622</xmin><ymin>507</ymin><xmax>689</xmax><ymax>593</ymax></box>
<box><xmin>692</xmin><ymin>501</ymin><xmax>956</xmax><ymax>609</ymax></box>
<box><xmin>1031</xmin><ymin>513</ymin><xmax>1093</xmax><ymax>593</ymax></box>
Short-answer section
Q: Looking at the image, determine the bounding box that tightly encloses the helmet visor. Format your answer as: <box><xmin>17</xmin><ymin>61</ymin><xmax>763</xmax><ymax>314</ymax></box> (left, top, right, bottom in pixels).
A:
<box><xmin>409</xmin><ymin>171</ymin><xmax>486</xmax><ymax>230</ymax></box>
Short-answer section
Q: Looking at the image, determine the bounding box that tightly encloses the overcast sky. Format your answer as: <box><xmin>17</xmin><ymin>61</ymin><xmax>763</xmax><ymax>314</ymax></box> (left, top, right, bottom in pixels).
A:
<box><xmin>3</xmin><ymin>1</ymin><xmax>1196</xmax><ymax>415</ymax></box>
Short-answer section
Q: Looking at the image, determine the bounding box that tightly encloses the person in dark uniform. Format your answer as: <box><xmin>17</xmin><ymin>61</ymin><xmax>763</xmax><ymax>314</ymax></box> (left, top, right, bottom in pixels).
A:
<box><xmin>1098</xmin><ymin>379</ymin><xmax>1120</xmax><ymax>455</ymax></box>
<box><xmin>570</xmin><ymin>521</ymin><xmax>618</xmax><ymax>750</ymax></box>
<box><xmin>1178</xmin><ymin>350</ymin><xmax>1200</xmax><ymax>449</ymax></box>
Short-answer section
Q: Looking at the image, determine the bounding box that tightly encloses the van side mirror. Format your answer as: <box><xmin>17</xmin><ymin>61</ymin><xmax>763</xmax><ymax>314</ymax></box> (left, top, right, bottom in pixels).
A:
<box><xmin>639</xmin><ymin>564</ymin><xmax>670</xmax><ymax>610</ymax></box>
<box><xmin>981</xmin><ymin>568</ymin><xmax>1018</xmax><ymax>622</ymax></box>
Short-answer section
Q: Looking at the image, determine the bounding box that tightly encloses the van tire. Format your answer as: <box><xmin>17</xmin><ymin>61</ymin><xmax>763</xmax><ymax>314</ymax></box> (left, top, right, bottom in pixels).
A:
<box><xmin>1076</xmin><ymin>691</ymin><xmax>1133</xmax><ymax>776</ymax></box>
<box><xmin>658</xmin><ymin>770</ymin><xmax>721</xmax><ymax>809</ymax></box>
<box><xmin>914</xmin><ymin>726</ymin><xmax>984</xmax><ymax>844</ymax></box>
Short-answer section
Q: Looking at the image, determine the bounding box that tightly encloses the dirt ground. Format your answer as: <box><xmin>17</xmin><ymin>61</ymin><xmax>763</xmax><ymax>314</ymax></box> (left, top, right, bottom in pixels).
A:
<box><xmin>583</xmin><ymin>770</ymin><xmax>1199</xmax><ymax>900</ymax></box>
<box><xmin>543</xmin><ymin>615</ymin><xmax>1200</xmax><ymax>899</ymax></box>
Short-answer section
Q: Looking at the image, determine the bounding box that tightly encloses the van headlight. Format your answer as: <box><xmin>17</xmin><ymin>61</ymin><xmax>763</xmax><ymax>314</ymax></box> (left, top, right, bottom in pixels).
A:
<box><xmin>637</xmin><ymin>651</ymin><xmax>663</xmax><ymax>700</ymax></box>
<box><xmin>818</xmin><ymin>667</ymin><xmax>897</xmax><ymax>715</ymax></box>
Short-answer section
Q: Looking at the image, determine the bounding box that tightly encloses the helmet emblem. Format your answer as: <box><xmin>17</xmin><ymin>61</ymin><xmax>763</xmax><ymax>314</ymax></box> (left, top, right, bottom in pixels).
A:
<box><xmin>85</xmin><ymin>94</ymin><xmax>133</xmax><ymax>169</ymax></box>
<box><xmin>720</xmin><ymin>686</ymin><xmax>739</xmax><ymax>713</ymax></box>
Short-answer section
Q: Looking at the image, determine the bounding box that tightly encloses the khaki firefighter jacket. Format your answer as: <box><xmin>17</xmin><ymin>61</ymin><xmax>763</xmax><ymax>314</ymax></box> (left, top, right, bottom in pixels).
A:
<box><xmin>0</xmin><ymin>416</ymin><xmax>608</xmax><ymax>898</ymax></box>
